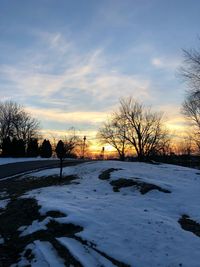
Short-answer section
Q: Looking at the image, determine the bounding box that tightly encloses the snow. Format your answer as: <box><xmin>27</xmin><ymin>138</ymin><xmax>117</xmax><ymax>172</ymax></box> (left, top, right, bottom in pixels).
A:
<box><xmin>0</xmin><ymin>157</ymin><xmax>58</xmax><ymax>166</ymax></box>
<box><xmin>15</xmin><ymin>241</ymin><xmax>65</xmax><ymax>267</ymax></box>
<box><xmin>19</xmin><ymin>217</ymin><xmax>51</xmax><ymax>237</ymax></box>
<box><xmin>0</xmin><ymin>236</ymin><xmax>4</xmax><ymax>244</ymax></box>
<box><xmin>0</xmin><ymin>199</ymin><xmax>9</xmax><ymax>209</ymax></box>
<box><xmin>57</xmin><ymin>237</ymin><xmax>115</xmax><ymax>267</ymax></box>
<box><xmin>23</xmin><ymin>161</ymin><xmax>200</xmax><ymax>267</ymax></box>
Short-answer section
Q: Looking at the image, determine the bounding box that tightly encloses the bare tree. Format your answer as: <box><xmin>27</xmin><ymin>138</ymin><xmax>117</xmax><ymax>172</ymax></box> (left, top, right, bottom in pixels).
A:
<box><xmin>0</xmin><ymin>101</ymin><xmax>40</xmax><ymax>145</ymax></box>
<box><xmin>179</xmin><ymin>44</ymin><xmax>200</xmax><ymax>150</ymax></box>
<box><xmin>172</xmin><ymin>136</ymin><xmax>194</xmax><ymax>156</ymax></box>
<box><xmin>119</xmin><ymin>97</ymin><xmax>169</xmax><ymax>161</ymax></box>
<box><xmin>63</xmin><ymin>127</ymin><xmax>81</xmax><ymax>157</ymax></box>
<box><xmin>97</xmin><ymin>114</ymin><xmax>128</xmax><ymax>161</ymax></box>
<box><xmin>76</xmin><ymin>136</ymin><xmax>92</xmax><ymax>159</ymax></box>
<box><xmin>180</xmin><ymin>47</ymin><xmax>200</xmax><ymax>91</ymax></box>
<box><xmin>182</xmin><ymin>93</ymin><xmax>200</xmax><ymax>149</ymax></box>
<box><xmin>98</xmin><ymin>98</ymin><xmax>169</xmax><ymax>161</ymax></box>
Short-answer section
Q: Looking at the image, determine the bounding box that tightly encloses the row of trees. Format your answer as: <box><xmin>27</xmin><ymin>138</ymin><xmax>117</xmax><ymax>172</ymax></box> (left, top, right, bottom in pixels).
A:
<box><xmin>98</xmin><ymin>98</ymin><xmax>170</xmax><ymax>161</ymax></box>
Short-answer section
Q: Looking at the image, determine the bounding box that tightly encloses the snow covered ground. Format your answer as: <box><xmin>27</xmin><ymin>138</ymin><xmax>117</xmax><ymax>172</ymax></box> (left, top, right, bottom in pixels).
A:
<box><xmin>19</xmin><ymin>161</ymin><xmax>200</xmax><ymax>267</ymax></box>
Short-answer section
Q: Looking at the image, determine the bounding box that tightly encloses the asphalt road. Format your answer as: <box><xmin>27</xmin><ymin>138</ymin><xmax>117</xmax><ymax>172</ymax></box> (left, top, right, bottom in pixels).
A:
<box><xmin>0</xmin><ymin>160</ymin><xmax>86</xmax><ymax>179</ymax></box>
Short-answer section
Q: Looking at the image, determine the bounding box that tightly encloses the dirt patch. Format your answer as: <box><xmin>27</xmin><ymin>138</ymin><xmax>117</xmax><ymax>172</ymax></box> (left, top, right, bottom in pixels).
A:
<box><xmin>45</xmin><ymin>210</ymin><xmax>66</xmax><ymax>218</ymax></box>
<box><xmin>110</xmin><ymin>178</ymin><xmax>171</xmax><ymax>194</ymax></box>
<box><xmin>99</xmin><ymin>168</ymin><xmax>122</xmax><ymax>180</ymax></box>
<box><xmin>178</xmin><ymin>214</ymin><xmax>200</xmax><ymax>237</ymax></box>
<box><xmin>0</xmin><ymin>198</ymin><xmax>44</xmax><ymax>266</ymax></box>
<box><xmin>0</xmin><ymin>174</ymin><xmax>78</xmax><ymax>200</ymax></box>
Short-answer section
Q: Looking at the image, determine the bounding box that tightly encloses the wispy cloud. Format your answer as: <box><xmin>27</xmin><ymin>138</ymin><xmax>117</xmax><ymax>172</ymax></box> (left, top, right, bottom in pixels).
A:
<box><xmin>26</xmin><ymin>106</ymin><xmax>108</xmax><ymax>125</ymax></box>
<box><xmin>151</xmin><ymin>56</ymin><xmax>181</xmax><ymax>70</ymax></box>
<box><xmin>0</xmin><ymin>31</ymin><xmax>152</xmax><ymax>113</ymax></box>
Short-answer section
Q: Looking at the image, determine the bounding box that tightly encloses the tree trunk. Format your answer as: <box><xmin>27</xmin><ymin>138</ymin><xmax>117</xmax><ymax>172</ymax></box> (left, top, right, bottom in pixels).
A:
<box><xmin>59</xmin><ymin>158</ymin><xmax>63</xmax><ymax>182</ymax></box>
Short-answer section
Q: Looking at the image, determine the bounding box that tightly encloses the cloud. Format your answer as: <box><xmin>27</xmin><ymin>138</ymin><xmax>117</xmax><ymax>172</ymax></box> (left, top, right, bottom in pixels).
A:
<box><xmin>26</xmin><ymin>106</ymin><xmax>108</xmax><ymax>125</ymax></box>
<box><xmin>0</xmin><ymin>31</ymin><xmax>152</xmax><ymax>114</ymax></box>
<box><xmin>151</xmin><ymin>56</ymin><xmax>181</xmax><ymax>70</ymax></box>
<box><xmin>3</xmin><ymin>30</ymin><xmax>183</xmax><ymax>139</ymax></box>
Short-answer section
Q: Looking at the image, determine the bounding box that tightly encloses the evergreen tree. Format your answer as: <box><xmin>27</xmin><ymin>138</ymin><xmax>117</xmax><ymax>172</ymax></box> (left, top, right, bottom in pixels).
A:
<box><xmin>40</xmin><ymin>139</ymin><xmax>52</xmax><ymax>158</ymax></box>
<box><xmin>16</xmin><ymin>139</ymin><xmax>26</xmax><ymax>157</ymax></box>
<box><xmin>27</xmin><ymin>138</ymin><xmax>39</xmax><ymax>157</ymax></box>
<box><xmin>11</xmin><ymin>137</ymin><xmax>18</xmax><ymax>157</ymax></box>
<box><xmin>11</xmin><ymin>138</ymin><xmax>25</xmax><ymax>157</ymax></box>
<box><xmin>56</xmin><ymin>140</ymin><xmax>66</xmax><ymax>159</ymax></box>
<box><xmin>1</xmin><ymin>136</ymin><xmax>12</xmax><ymax>156</ymax></box>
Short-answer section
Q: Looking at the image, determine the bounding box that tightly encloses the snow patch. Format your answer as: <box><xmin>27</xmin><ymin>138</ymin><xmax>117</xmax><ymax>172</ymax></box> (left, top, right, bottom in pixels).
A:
<box><xmin>0</xmin><ymin>199</ymin><xmax>9</xmax><ymax>209</ymax></box>
<box><xmin>16</xmin><ymin>241</ymin><xmax>65</xmax><ymax>267</ymax></box>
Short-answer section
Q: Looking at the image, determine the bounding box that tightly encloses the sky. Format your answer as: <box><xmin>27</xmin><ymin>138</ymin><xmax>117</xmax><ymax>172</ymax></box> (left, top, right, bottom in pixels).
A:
<box><xmin>0</xmin><ymin>0</ymin><xmax>200</xmax><ymax>146</ymax></box>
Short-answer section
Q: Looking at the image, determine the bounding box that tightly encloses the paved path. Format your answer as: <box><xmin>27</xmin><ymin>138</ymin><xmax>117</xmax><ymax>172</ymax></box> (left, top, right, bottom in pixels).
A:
<box><xmin>0</xmin><ymin>160</ymin><xmax>86</xmax><ymax>179</ymax></box>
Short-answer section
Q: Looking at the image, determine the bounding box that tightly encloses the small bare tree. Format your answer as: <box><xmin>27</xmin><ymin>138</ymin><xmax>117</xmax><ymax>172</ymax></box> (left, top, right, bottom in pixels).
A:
<box><xmin>97</xmin><ymin>114</ymin><xmax>128</xmax><ymax>161</ymax></box>
<box><xmin>63</xmin><ymin>127</ymin><xmax>81</xmax><ymax>158</ymax></box>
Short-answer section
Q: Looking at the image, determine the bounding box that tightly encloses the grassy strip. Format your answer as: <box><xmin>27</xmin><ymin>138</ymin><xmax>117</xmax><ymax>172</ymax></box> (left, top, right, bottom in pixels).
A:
<box><xmin>179</xmin><ymin>215</ymin><xmax>200</xmax><ymax>237</ymax></box>
<box><xmin>99</xmin><ymin>168</ymin><xmax>122</xmax><ymax>180</ymax></box>
<box><xmin>110</xmin><ymin>178</ymin><xmax>171</xmax><ymax>194</ymax></box>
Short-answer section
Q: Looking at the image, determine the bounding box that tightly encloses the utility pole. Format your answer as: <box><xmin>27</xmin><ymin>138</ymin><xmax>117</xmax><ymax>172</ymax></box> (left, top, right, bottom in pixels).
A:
<box><xmin>82</xmin><ymin>136</ymin><xmax>86</xmax><ymax>159</ymax></box>
<box><xmin>101</xmin><ymin>147</ymin><xmax>105</xmax><ymax>160</ymax></box>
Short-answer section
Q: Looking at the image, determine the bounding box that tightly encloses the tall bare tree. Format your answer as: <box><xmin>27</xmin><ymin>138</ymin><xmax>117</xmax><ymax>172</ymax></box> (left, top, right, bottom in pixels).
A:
<box><xmin>180</xmin><ymin>47</ymin><xmax>200</xmax><ymax>91</ymax></box>
<box><xmin>98</xmin><ymin>97</ymin><xmax>169</xmax><ymax>161</ymax></box>
<box><xmin>119</xmin><ymin>97</ymin><xmax>169</xmax><ymax>160</ymax></box>
<box><xmin>180</xmin><ymin>44</ymin><xmax>200</xmax><ymax>150</ymax></box>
